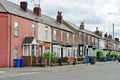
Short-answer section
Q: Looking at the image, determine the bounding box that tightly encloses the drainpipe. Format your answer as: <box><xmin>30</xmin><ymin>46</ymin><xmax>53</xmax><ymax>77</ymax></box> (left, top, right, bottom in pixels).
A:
<box><xmin>50</xmin><ymin>26</ymin><xmax>53</xmax><ymax>66</ymax></box>
<box><xmin>9</xmin><ymin>14</ymin><xmax>12</xmax><ymax>67</ymax></box>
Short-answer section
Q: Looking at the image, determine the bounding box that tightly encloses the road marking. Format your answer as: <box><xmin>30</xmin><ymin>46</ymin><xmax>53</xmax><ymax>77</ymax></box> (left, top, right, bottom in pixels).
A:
<box><xmin>0</xmin><ymin>71</ymin><xmax>5</xmax><ymax>74</ymax></box>
<box><xmin>0</xmin><ymin>72</ymin><xmax>42</xmax><ymax>79</ymax></box>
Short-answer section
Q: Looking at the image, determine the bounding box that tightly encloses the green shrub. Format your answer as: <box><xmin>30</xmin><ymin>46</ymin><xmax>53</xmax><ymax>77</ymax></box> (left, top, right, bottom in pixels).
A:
<box><xmin>62</xmin><ymin>57</ymin><xmax>68</xmax><ymax>63</ymax></box>
<box><xmin>96</xmin><ymin>50</ymin><xmax>104</xmax><ymax>60</ymax></box>
<box><xmin>39</xmin><ymin>52</ymin><xmax>59</xmax><ymax>63</ymax></box>
<box><xmin>51</xmin><ymin>53</ymin><xmax>59</xmax><ymax>63</ymax></box>
<box><xmin>106</xmin><ymin>51</ymin><xmax>111</xmax><ymax>58</ymax></box>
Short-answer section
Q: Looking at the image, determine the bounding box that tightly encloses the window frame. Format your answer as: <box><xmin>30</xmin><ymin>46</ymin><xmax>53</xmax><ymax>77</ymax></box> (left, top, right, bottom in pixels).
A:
<box><xmin>32</xmin><ymin>24</ymin><xmax>36</xmax><ymax>36</ymax></box>
<box><xmin>61</xmin><ymin>30</ymin><xmax>63</xmax><ymax>41</ymax></box>
<box><xmin>14</xmin><ymin>46</ymin><xmax>18</xmax><ymax>59</ymax></box>
<box><xmin>53</xmin><ymin>29</ymin><xmax>56</xmax><ymax>41</ymax></box>
<box><xmin>45</xmin><ymin>27</ymin><xmax>48</xmax><ymax>40</ymax></box>
<box><xmin>14</xmin><ymin>21</ymin><xmax>19</xmax><ymax>36</ymax></box>
<box><xmin>67</xmin><ymin>33</ymin><xmax>69</xmax><ymax>43</ymax></box>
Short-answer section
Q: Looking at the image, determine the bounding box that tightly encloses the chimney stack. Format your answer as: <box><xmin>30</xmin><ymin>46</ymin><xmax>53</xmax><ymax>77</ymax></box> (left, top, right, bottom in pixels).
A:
<box><xmin>20</xmin><ymin>1</ymin><xmax>28</xmax><ymax>12</ymax></box>
<box><xmin>56</xmin><ymin>11</ymin><xmax>63</xmax><ymax>23</ymax></box>
<box><xmin>115</xmin><ymin>38</ymin><xmax>119</xmax><ymax>42</ymax></box>
<box><xmin>104</xmin><ymin>32</ymin><xmax>108</xmax><ymax>38</ymax></box>
<box><xmin>108</xmin><ymin>34</ymin><xmax>112</xmax><ymax>39</ymax></box>
<box><xmin>80</xmin><ymin>22</ymin><xmax>84</xmax><ymax>29</ymax></box>
<box><xmin>95</xmin><ymin>27</ymin><xmax>100</xmax><ymax>36</ymax></box>
<box><xmin>34</xmin><ymin>4</ymin><xmax>41</xmax><ymax>16</ymax></box>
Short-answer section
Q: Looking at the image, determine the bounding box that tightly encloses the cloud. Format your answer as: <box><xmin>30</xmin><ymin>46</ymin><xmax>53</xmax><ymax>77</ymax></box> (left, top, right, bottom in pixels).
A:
<box><xmin>8</xmin><ymin>0</ymin><xmax>120</xmax><ymax>38</ymax></box>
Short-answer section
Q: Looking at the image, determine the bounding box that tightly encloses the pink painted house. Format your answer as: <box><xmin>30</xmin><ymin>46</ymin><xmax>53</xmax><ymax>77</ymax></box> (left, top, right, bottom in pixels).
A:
<box><xmin>0</xmin><ymin>1</ymin><xmax>39</xmax><ymax>67</ymax></box>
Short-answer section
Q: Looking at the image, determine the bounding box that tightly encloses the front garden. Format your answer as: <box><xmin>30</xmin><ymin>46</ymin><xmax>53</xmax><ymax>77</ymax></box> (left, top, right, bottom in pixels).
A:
<box><xmin>96</xmin><ymin>50</ymin><xmax>120</xmax><ymax>62</ymax></box>
<box><xmin>37</xmin><ymin>52</ymin><xmax>77</xmax><ymax>67</ymax></box>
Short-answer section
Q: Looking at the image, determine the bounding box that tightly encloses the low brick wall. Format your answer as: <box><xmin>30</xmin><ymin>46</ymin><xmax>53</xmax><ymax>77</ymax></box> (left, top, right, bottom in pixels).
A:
<box><xmin>22</xmin><ymin>56</ymin><xmax>38</xmax><ymax>66</ymax></box>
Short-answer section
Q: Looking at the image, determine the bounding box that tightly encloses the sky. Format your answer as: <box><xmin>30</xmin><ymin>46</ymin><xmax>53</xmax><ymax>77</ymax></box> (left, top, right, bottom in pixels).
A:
<box><xmin>8</xmin><ymin>0</ymin><xmax>120</xmax><ymax>38</ymax></box>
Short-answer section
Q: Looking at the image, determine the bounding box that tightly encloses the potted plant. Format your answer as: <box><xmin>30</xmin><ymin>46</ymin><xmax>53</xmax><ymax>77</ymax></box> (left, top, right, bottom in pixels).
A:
<box><xmin>117</xmin><ymin>54</ymin><xmax>120</xmax><ymax>62</ymax></box>
<box><xmin>38</xmin><ymin>55</ymin><xmax>44</xmax><ymax>64</ymax></box>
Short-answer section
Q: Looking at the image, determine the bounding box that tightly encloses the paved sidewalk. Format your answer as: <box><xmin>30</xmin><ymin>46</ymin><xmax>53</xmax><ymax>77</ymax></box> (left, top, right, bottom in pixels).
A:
<box><xmin>0</xmin><ymin>61</ymin><xmax>119</xmax><ymax>79</ymax></box>
<box><xmin>0</xmin><ymin>61</ymin><xmax>118</xmax><ymax>73</ymax></box>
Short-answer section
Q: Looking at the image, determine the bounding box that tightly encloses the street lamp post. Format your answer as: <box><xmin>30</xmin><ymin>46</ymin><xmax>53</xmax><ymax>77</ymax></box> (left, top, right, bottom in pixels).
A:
<box><xmin>113</xmin><ymin>23</ymin><xmax>115</xmax><ymax>54</ymax></box>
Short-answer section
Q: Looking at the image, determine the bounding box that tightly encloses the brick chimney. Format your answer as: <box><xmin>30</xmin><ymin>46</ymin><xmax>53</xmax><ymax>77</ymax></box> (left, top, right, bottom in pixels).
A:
<box><xmin>115</xmin><ymin>38</ymin><xmax>119</xmax><ymax>42</ymax></box>
<box><xmin>95</xmin><ymin>27</ymin><xmax>100</xmax><ymax>35</ymax></box>
<box><xmin>56</xmin><ymin>11</ymin><xmax>63</xmax><ymax>23</ymax></box>
<box><xmin>34</xmin><ymin>4</ymin><xmax>41</xmax><ymax>16</ymax></box>
<box><xmin>80</xmin><ymin>22</ymin><xmax>84</xmax><ymax>29</ymax></box>
<box><xmin>20</xmin><ymin>1</ymin><xmax>28</xmax><ymax>11</ymax></box>
<box><xmin>104</xmin><ymin>32</ymin><xmax>108</xmax><ymax>38</ymax></box>
<box><xmin>108</xmin><ymin>34</ymin><xmax>112</xmax><ymax>39</ymax></box>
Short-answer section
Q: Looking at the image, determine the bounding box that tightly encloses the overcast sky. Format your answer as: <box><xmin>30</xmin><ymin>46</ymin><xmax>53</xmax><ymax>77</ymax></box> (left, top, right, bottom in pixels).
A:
<box><xmin>8</xmin><ymin>0</ymin><xmax>120</xmax><ymax>38</ymax></box>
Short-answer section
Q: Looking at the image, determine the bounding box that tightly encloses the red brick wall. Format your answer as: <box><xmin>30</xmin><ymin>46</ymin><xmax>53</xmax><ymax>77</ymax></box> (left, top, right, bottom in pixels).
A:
<box><xmin>0</xmin><ymin>13</ymin><xmax>9</xmax><ymax>67</ymax></box>
<box><xmin>10</xmin><ymin>15</ymin><xmax>38</xmax><ymax>67</ymax></box>
<box><xmin>74</xmin><ymin>33</ymin><xmax>79</xmax><ymax>46</ymax></box>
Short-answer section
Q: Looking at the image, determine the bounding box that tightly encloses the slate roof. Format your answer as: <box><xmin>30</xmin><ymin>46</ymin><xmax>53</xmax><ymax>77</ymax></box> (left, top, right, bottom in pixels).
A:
<box><xmin>0</xmin><ymin>0</ymin><xmax>74</xmax><ymax>33</ymax></box>
<box><xmin>40</xmin><ymin>14</ymin><xmax>74</xmax><ymax>32</ymax></box>
<box><xmin>23</xmin><ymin>37</ymin><xmax>34</xmax><ymax>44</ymax></box>
<box><xmin>0</xmin><ymin>0</ymin><xmax>39</xmax><ymax>21</ymax></box>
<box><xmin>80</xmin><ymin>29</ymin><xmax>99</xmax><ymax>38</ymax></box>
<box><xmin>66</xmin><ymin>21</ymin><xmax>99</xmax><ymax>38</ymax></box>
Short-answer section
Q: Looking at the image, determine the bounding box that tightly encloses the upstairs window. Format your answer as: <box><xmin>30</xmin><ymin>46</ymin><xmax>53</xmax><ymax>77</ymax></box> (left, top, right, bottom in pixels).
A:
<box><xmin>14</xmin><ymin>22</ymin><xmax>19</xmax><ymax>36</ymax></box>
<box><xmin>61</xmin><ymin>30</ymin><xmax>63</xmax><ymax>41</ymax></box>
<box><xmin>67</xmin><ymin>33</ymin><xmax>69</xmax><ymax>43</ymax></box>
<box><xmin>53</xmin><ymin>29</ymin><xmax>56</xmax><ymax>40</ymax></box>
<box><xmin>32</xmin><ymin>24</ymin><xmax>36</xmax><ymax>36</ymax></box>
<box><xmin>73</xmin><ymin>34</ymin><xmax>75</xmax><ymax>44</ymax></box>
<box><xmin>45</xmin><ymin>27</ymin><xmax>48</xmax><ymax>40</ymax></box>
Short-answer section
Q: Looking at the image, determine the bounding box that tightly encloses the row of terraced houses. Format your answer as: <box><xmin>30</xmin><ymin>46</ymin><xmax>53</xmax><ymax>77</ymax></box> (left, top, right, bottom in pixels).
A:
<box><xmin>0</xmin><ymin>0</ymin><xmax>120</xmax><ymax>67</ymax></box>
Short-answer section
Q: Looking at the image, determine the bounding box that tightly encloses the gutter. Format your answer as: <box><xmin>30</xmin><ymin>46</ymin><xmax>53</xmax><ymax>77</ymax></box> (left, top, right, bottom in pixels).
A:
<box><xmin>9</xmin><ymin>14</ymin><xmax>12</xmax><ymax>67</ymax></box>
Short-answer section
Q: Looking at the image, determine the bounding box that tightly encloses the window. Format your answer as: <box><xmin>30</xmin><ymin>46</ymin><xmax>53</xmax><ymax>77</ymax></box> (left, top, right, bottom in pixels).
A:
<box><xmin>53</xmin><ymin>29</ymin><xmax>56</xmax><ymax>40</ymax></box>
<box><xmin>84</xmin><ymin>34</ymin><xmax>86</xmax><ymax>44</ymax></box>
<box><xmin>67</xmin><ymin>33</ymin><xmax>69</xmax><ymax>43</ymax></box>
<box><xmin>61</xmin><ymin>30</ymin><xmax>63</xmax><ymax>41</ymax></box>
<box><xmin>36</xmin><ymin>46</ymin><xmax>39</xmax><ymax>56</ymax></box>
<box><xmin>68</xmin><ymin>49</ymin><xmax>70</xmax><ymax>57</ymax></box>
<box><xmin>31</xmin><ymin>45</ymin><xmax>35</xmax><ymax>56</ymax></box>
<box><xmin>14</xmin><ymin>47</ymin><xmax>18</xmax><ymax>59</ymax></box>
<box><xmin>73</xmin><ymin>34</ymin><xmax>75</xmax><ymax>44</ymax></box>
<box><xmin>92</xmin><ymin>37</ymin><xmax>94</xmax><ymax>46</ymax></box>
<box><xmin>45</xmin><ymin>27</ymin><xmax>48</xmax><ymax>40</ymax></box>
<box><xmin>32</xmin><ymin>24</ymin><xmax>35</xmax><ymax>36</ymax></box>
<box><xmin>14</xmin><ymin>22</ymin><xmax>19</xmax><ymax>36</ymax></box>
<box><xmin>23</xmin><ymin>45</ymin><xmax>28</xmax><ymax>56</ymax></box>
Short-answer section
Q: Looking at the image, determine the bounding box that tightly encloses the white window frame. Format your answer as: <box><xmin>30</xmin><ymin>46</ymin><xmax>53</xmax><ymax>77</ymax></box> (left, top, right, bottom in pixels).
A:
<box><xmin>73</xmin><ymin>34</ymin><xmax>75</xmax><ymax>44</ymax></box>
<box><xmin>53</xmin><ymin>29</ymin><xmax>56</xmax><ymax>40</ymax></box>
<box><xmin>32</xmin><ymin>24</ymin><xmax>35</xmax><ymax>36</ymax></box>
<box><xmin>67</xmin><ymin>33</ymin><xmax>69</xmax><ymax>43</ymax></box>
<box><xmin>45</xmin><ymin>27</ymin><xmax>48</xmax><ymax>40</ymax></box>
<box><xmin>14</xmin><ymin>47</ymin><xmax>18</xmax><ymax>59</ymax></box>
<box><xmin>23</xmin><ymin>45</ymin><xmax>28</xmax><ymax>56</ymax></box>
<box><xmin>14</xmin><ymin>22</ymin><xmax>19</xmax><ymax>36</ymax></box>
<box><xmin>61</xmin><ymin>30</ymin><xmax>63</xmax><ymax>41</ymax></box>
<box><xmin>84</xmin><ymin>34</ymin><xmax>86</xmax><ymax>44</ymax></box>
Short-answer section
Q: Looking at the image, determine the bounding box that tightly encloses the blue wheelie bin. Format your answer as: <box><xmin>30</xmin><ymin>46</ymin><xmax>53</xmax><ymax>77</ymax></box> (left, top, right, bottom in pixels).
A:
<box><xmin>86</xmin><ymin>56</ymin><xmax>90</xmax><ymax>63</ymax></box>
<box><xmin>16</xmin><ymin>59</ymin><xmax>20</xmax><ymax>68</ymax></box>
<box><xmin>20</xmin><ymin>58</ymin><xmax>24</xmax><ymax>67</ymax></box>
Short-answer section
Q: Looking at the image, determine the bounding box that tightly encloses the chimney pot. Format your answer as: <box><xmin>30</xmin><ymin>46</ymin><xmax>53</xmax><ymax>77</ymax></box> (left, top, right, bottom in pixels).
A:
<box><xmin>80</xmin><ymin>22</ymin><xmax>84</xmax><ymax>29</ymax></box>
<box><xmin>20</xmin><ymin>1</ymin><xmax>28</xmax><ymax>11</ymax></box>
<box><xmin>33</xmin><ymin>4</ymin><xmax>41</xmax><ymax>16</ymax></box>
